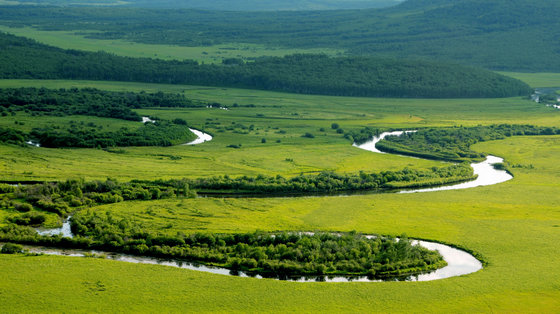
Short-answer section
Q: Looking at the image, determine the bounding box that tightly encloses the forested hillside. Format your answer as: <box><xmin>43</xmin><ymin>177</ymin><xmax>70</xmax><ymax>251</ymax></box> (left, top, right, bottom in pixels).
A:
<box><xmin>0</xmin><ymin>0</ymin><xmax>403</xmax><ymax>10</ymax></box>
<box><xmin>0</xmin><ymin>33</ymin><xmax>531</xmax><ymax>98</ymax></box>
<box><xmin>0</xmin><ymin>0</ymin><xmax>558</xmax><ymax>71</ymax></box>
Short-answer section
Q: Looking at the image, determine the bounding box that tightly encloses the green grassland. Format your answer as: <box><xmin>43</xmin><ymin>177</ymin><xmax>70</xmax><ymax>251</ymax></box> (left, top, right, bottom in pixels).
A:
<box><xmin>0</xmin><ymin>26</ymin><xmax>344</xmax><ymax>64</ymax></box>
<box><xmin>2</xmin><ymin>112</ymin><xmax>142</xmax><ymax>133</ymax></box>
<box><xmin>1</xmin><ymin>135</ymin><xmax>560</xmax><ymax>312</ymax></box>
<box><xmin>0</xmin><ymin>79</ymin><xmax>558</xmax><ymax>181</ymax></box>
<box><xmin>0</xmin><ymin>75</ymin><xmax>559</xmax><ymax>312</ymax></box>
<box><xmin>501</xmin><ymin>72</ymin><xmax>560</xmax><ymax>88</ymax></box>
<box><xmin>0</xmin><ymin>79</ymin><xmax>558</xmax><ymax>182</ymax></box>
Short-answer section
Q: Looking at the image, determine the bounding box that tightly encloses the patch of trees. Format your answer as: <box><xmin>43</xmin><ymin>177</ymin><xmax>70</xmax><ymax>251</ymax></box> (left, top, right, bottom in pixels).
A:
<box><xmin>0</xmin><ymin>219</ymin><xmax>447</xmax><ymax>278</ymax></box>
<box><xmin>186</xmin><ymin>165</ymin><xmax>474</xmax><ymax>195</ymax></box>
<box><xmin>0</xmin><ymin>87</ymin><xmax>202</xmax><ymax>148</ymax></box>
<box><xmin>2</xmin><ymin>179</ymin><xmax>196</xmax><ymax>227</ymax></box>
<box><xmin>29</xmin><ymin>120</ymin><xmax>196</xmax><ymax>148</ymax></box>
<box><xmin>0</xmin><ymin>127</ymin><xmax>26</xmax><ymax>145</ymax></box>
<box><xmin>0</xmin><ymin>87</ymin><xmax>203</xmax><ymax>121</ymax></box>
<box><xmin>345</xmin><ymin>127</ymin><xmax>382</xmax><ymax>145</ymax></box>
<box><xmin>0</xmin><ymin>33</ymin><xmax>531</xmax><ymax>98</ymax></box>
<box><xmin>376</xmin><ymin>124</ymin><xmax>560</xmax><ymax>162</ymax></box>
<box><xmin>0</xmin><ymin>242</ymin><xmax>23</xmax><ymax>254</ymax></box>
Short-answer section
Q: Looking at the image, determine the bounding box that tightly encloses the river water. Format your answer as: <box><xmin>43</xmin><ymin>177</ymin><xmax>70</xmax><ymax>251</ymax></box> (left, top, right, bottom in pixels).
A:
<box><xmin>20</xmin><ymin>129</ymin><xmax>495</xmax><ymax>282</ymax></box>
<box><xmin>354</xmin><ymin>131</ymin><xmax>513</xmax><ymax>193</ymax></box>
<box><xmin>184</xmin><ymin>128</ymin><xmax>213</xmax><ymax>145</ymax></box>
<box><xmin>11</xmin><ymin>235</ymin><xmax>481</xmax><ymax>283</ymax></box>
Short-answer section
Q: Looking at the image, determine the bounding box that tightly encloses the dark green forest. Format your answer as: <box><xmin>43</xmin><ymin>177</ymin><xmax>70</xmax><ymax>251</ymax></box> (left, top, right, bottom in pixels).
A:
<box><xmin>0</xmin><ymin>0</ymin><xmax>558</xmax><ymax>71</ymax></box>
<box><xmin>29</xmin><ymin>120</ymin><xmax>195</xmax><ymax>148</ymax></box>
<box><xmin>0</xmin><ymin>0</ymin><xmax>403</xmax><ymax>10</ymax></box>
<box><xmin>0</xmin><ymin>87</ymin><xmax>202</xmax><ymax>121</ymax></box>
<box><xmin>0</xmin><ymin>33</ymin><xmax>531</xmax><ymax>98</ymax></box>
<box><xmin>0</xmin><ymin>87</ymin><xmax>199</xmax><ymax>147</ymax></box>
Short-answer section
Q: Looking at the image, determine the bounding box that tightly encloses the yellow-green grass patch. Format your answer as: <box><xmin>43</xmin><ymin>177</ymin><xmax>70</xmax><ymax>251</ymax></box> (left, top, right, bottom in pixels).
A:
<box><xmin>1</xmin><ymin>136</ymin><xmax>560</xmax><ymax>312</ymax></box>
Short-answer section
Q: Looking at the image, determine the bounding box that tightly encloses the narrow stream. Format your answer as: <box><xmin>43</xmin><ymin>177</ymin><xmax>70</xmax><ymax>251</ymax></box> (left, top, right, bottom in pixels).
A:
<box><xmin>354</xmin><ymin>131</ymin><xmax>513</xmax><ymax>193</ymax></box>
<box><xmin>184</xmin><ymin>128</ymin><xmax>213</xmax><ymax>145</ymax></box>
<box><xmin>142</xmin><ymin>117</ymin><xmax>212</xmax><ymax>145</ymax></box>
<box><xmin>15</xmin><ymin>129</ymin><xmax>494</xmax><ymax>282</ymax></box>
<box><xmin>10</xmin><ymin>234</ymin><xmax>482</xmax><ymax>283</ymax></box>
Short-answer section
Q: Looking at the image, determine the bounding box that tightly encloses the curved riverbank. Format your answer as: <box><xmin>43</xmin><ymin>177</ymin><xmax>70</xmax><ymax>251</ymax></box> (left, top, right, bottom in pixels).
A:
<box><xmin>4</xmin><ymin>235</ymin><xmax>481</xmax><ymax>283</ymax></box>
<box><xmin>354</xmin><ymin>131</ymin><xmax>513</xmax><ymax>193</ymax></box>
<box><xmin>184</xmin><ymin>128</ymin><xmax>213</xmax><ymax>145</ymax></box>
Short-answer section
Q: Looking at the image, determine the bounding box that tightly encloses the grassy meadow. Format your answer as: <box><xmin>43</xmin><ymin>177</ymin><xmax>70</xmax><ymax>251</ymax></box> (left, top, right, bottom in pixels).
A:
<box><xmin>0</xmin><ymin>26</ymin><xmax>344</xmax><ymax>64</ymax></box>
<box><xmin>0</xmin><ymin>74</ymin><xmax>559</xmax><ymax>312</ymax></box>
<box><xmin>1</xmin><ymin>135</ymin><xmax>560</xmax><ymax>312</ymax></box>
<box><xmin>501</xmin><ymin>72</ymin><xmax>560</xmax><ymax>88</ymax></box>
<box><xmin>1</xmin><ymin>79</ymin><xmax>558</xmax><ymax>181</ymax></box>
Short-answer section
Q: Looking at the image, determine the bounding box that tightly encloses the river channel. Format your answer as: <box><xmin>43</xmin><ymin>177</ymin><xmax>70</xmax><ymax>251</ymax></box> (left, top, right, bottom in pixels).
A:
<box><xmin>353</xmin><ymin>131</ymin><xmax>513</xmax><ymax>193</ymax></box>
<box><xmin>14</xmin><ymin>228</ymin><xmax>483</xmax><ymax>283</ymax></box>
<box><xmin>19</xmin><ymin>129</ymin><xmax>504</xmax><ymax>282</ymax></box>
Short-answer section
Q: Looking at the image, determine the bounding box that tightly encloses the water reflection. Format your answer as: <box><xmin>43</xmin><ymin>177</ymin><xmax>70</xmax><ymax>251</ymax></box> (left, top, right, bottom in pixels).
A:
<box><xmin>14</xmin><ymin>236</ymin><xmax>481</xmax><ymax>283</ymax></box>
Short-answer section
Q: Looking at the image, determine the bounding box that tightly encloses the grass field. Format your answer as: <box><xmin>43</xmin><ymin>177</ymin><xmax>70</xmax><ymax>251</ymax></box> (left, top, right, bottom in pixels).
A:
<box><xmin>500</xmin><ymin>72</ymin><xmax>560</xmax><ymax>88</ymax></box>
<box><xmin>1</xmin><ymin>75</ymin><xmax>560</xmax><ymax>312</ymax></box>
<box><xmin>0</xmin><ymin>26</ymin><xmax>344</xmax><ymax>64</ymax></box>
<box><xmin>2</xmin><ymin>112</ymin><xmax>142</xmax><ymax>133</ymax></box>
<box><xmin>1</xmin><ymin>79</ymin><xmax>558</xmax><ymax>181</ymax></box>
<box><xmin>1</xmin><ymin>135</ymin><xmax>560</xmax><ymax>312</ymax></box>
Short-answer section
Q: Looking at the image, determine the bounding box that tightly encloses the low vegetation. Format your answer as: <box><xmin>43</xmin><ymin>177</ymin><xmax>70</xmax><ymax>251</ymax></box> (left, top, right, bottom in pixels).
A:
<box><xmin>375</xmin><ymin>124</ymin><xmax>559</xmax><ymax>162</ymax></box>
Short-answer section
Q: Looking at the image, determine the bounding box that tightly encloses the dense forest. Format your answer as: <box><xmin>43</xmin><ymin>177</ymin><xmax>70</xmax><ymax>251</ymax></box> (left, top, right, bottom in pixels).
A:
<box><xmin>0</xmin><ymin>0</ymin><xmax>558</xmax><ymax>71</ymax></box>
<box><xmin>0</xmin><ymin>87</ymin><xmax>199</xmax><ymax>147</ymax></box>
<box><xmin>0</xmin><ymin>87</ymin><xmax>203</xmax><ymax>121</ymax></box>
<box><xmin>376</xmin><ymin>125</ymin><xmax>560</xmax><ymax>162</ymax></box>
<box><xmin>0</xmin><ymin>34</ymin><xmax>531</xmax><ymax>98</ymax></box>
<box><xmin>29</xmin><ymin>120</ymin><xmax>195</xmax><ymax>148</ymax></box>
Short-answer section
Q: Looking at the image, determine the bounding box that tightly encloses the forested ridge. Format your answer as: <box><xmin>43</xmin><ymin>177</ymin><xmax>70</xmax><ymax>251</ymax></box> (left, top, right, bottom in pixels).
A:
<box><xmin>0</xmin><ymin>33</ymin><xmax>531</xmax><ymax>98</ymax></box>
<box><xmin>0</xmin><ymin>0</ymin><xmax>403</xmax><ymax>10</ymax></box>
<box><xmin>1</xmin><ymin>0</ymin><xmax>559</xmax><ymax>71</ymax></box>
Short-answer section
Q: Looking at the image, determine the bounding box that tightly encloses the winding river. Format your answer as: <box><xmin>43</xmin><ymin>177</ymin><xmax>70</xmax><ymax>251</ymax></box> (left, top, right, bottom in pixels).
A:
<box><xmin>14</xmin><ymin>226</ymin><xmax>484</xmax><ymax>283</ymax></box>
<box><xmin>354</xmin><ymin>131</ymin><xmax>513</xmax><ymax>193</ymax></box>
<box><xmin>142</xmin><ymin>116</ymin><xmax>212</xmax><ymax>145</ymax></box>
<box><xmin>20</xmin><ymin>129</ymin><xmax>509</xmax><ymax>282</ymax></box>
<box><xmin>184</xmin><ymin>128</ymin><xmax>213</xmax><ymax>145</ymax></box>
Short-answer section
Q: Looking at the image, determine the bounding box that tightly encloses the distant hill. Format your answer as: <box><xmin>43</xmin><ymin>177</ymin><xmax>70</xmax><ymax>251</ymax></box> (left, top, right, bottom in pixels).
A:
<box><xmin>0</xmin><ymin>0</ymin><xmax>404</xmax><ymax>10</ymax></box>
<box><xmin>0</xmin><ymin>32</ymin><xmax>531</xmax><ymax>98</ymax></box>
<box><xmin>0</xmin><ymin>0</ymin><xmax>558</xmax><ymax>70</ymax></box>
